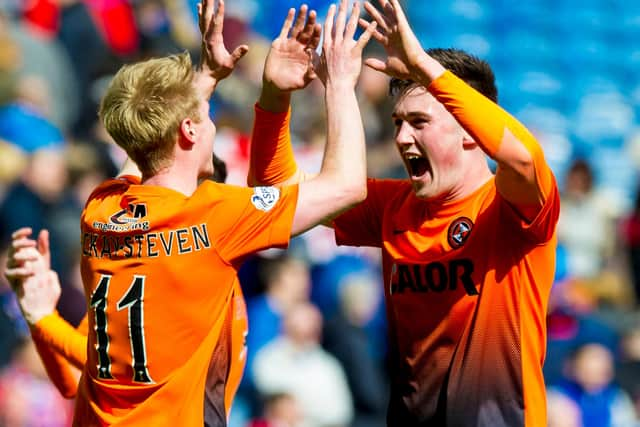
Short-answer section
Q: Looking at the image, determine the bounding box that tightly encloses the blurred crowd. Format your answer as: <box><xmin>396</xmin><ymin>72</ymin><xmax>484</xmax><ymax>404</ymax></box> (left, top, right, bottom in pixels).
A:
<box><xmin>0</xmin><ymin>1</ymin><xmax>639</xmax><ymax>427</ymax></box>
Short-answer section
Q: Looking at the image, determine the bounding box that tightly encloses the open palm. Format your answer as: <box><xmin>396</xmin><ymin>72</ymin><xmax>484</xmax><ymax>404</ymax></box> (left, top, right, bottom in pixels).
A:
<box><xmin>199</xmin><ymin>0</ymin><xmax>248</xmax><ymax>82</ymax></box>
<box><xmin>360</xmin><ymin>0</ymin><xmax>426</xmax><ymax>80</ymax></box>
<box><xmin>263</xmin><ymin>5</ymin><xmax>322</xmax><ymax>92</ymax></box>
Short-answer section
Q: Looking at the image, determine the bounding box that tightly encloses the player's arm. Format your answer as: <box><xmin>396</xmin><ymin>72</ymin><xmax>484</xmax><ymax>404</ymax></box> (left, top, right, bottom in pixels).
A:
<box><xmin>248</xmin><ymin>5</ymin><xmax>321</xmax><ymax>188</ymax></box>
<box><xmin>361</xmin><ymin>0</ymin><xmax>554</xmax><ymax>222</ymax></box>
<box><xmin>31</xmin><ymin>313</ymin><xmax>87</xmax><ymax>369</ymax></box>
<box><xmin>193</xmin><ymin>0</ymin><xmax>248</xmax><ymax>99</ymax></box>
<box><xmin>289</xmin><ymin>1</ymin><xmax>377</xmax><ymax>236</ymax></box>
<box><xmin>5</xmin><ymin>228</ymin><xmax>86</xmax><ymax>398</ymax></box>
<box><xmin>116</xmin><ymin>0</ymin><xmax>248</xmax><ymax>181</ymax></box>
<box><xmin>5</xmin><ymin>229</ymin><xmax>84</xmax><ymax>397</ymax></box>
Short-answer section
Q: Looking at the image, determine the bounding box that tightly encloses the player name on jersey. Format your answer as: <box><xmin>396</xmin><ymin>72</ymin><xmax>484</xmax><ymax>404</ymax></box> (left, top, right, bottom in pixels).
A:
<box><xmin>82</xmin><ymin>224</ymin><xmax>211</xmax><ymax>259</ymax></box>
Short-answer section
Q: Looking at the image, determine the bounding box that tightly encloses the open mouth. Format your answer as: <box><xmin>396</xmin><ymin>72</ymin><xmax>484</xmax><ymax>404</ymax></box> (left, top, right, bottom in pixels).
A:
<box><xmin>405</xmin><ymin>154</ymin><xmax>430</xmax><ymax>178</ymax></box>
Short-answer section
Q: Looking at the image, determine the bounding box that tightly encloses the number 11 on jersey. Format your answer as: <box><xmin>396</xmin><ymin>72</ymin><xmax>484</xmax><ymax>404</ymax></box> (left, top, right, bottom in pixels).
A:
<box><xmin>90</xmin><ymin>274</ymin><xmax>153</xmax><ymax>383</ymax></box>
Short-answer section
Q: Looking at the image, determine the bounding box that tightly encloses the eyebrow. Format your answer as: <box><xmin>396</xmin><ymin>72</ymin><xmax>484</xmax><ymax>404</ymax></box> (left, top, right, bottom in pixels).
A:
<box><xmin>391</xmin><ymin>111</ymin><xmax>431</xmax><ymax>120</ymax></box>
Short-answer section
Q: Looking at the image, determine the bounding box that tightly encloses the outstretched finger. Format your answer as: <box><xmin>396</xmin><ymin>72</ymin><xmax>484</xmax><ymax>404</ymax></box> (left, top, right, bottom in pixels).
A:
<box><xmin>37</xmin><ymin>229</ymin><xmax>51</xmax><ymax>269</ymax></box>
<box><xmin>4</xmin><ymin>266</ymin><xmax>36</xmax><ymax>281</ymax></box>
<box><xmin>334</xmin><ymin>0</ymin><xmax>349</xmax><ymax>43</ymax></box>
<box><xmin>230</xmin><ymin>45</ymin><xmax>249</xmax><ymax>64</ymax></box>
<box><xmin>212</xmin><ymin>0</ymin><xmax>225</xmax><ymax>36</ymax></box>
<box><xmin>358</xmin><ymin>18</ymin><xmax>387</xmax><ymax>44</ymax></box>
<box><xmin>279</xmin><ymin>8</ymin><xmax>296</xmax><ymax>39</ymax></box>
<box><xmin>345</xmin><ymin>1</ymin><xmax>361</xmax><ymax>40</ymax></box>
<box><xmin>323</xmin><ymin>4</ymin><xmax>336</xmax><ymax>48</ymax></box>
<box><xmin>291</xmin><ymin>4</ymin><xmax>308</xmax><ymax>38</ymax></box>
<box><xmin>11</xmin><ymin>227</ymin><xmax>33</xmax><ymax>241</ymax></box>
<box><xmin>364</xmin><ymin>57</ymin><xmax>387</xmax><ymax>73</ymax></box>
<box><xmin>363</xmin><ymin>1</ymin><xmax>391</xmax><ymax>33</ymax></box>
<box><xmin>309</xmin><ymin>22</ymin><xmax>322</xmax><ymax>50</ymax></box>
<box><xmin>305</xmin><ymin>48</ymin><xmax>319</xmax><ymax>80</ymax></box>
<box><xmin>355</xmin><ymin>20</ymin><xmax>377</xmax><ymax>51</ymax></box>
<box><xmin>385</xmin><ymin>0</ymin><xmax>404</xmax><ymax>25</ymax></box>
<box><xmin>11</xmin><ymin>248</ymin><xmax>41</xmax><ymax>264</ymax></box>
<box><xmin>200</xmin><ymin>0</ymin><xmax>214</xmax><ymax>36</ymax></box>
<box><xmin>298</xmin><ymin>9</ymin><xmax>317</xmax><ymax>45</ymax></box>
<box><xmin>11</xmin><ymin>237</ymin><xmax>37</xmax><ymax>252</ymax></box>
<box><xmin>374</xmin><ymin>0</ymin><xmax>390</xmax><ymax>10</ymax></box>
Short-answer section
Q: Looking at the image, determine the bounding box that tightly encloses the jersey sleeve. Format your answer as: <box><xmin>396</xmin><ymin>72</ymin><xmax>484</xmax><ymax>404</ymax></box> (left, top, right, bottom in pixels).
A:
<box><xmin>333</xmin><ymin>179</ymin><xmax>400</xmax><ymax>247</ymax></box>
<box><xmin>429</xmin><ymin>71</ymin><xmax>559</xmax><ymax>242</ymax></box>
<box><xmin>204</xmin><ymin>183</ymin><xmax>299</xmax><ymax>263</ymax></box>
<box><xmin>247</xmin><ymin>104</ymin><xmax>297</xmax><ymax>186</ymax></box>
<box><xmin>31</xmin><ymin>312</ymin><xmax>87</xmax><ymax>368</ymax></box>
<box><xmin>30</xmin><ymin>312</ymin><xmax>86</xmax><ymax>398</ymax></box>
<box><xmin>500</xmin><ymin>181</ymin><xmax>561</xmax><ymax>243</ymax></box>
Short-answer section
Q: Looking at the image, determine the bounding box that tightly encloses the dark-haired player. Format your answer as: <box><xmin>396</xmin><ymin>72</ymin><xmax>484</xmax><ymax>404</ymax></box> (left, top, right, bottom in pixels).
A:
<box><xmin>249</xmin><ymin>0</ymin><xmax>560</xmax><ymax>425</ymax></box>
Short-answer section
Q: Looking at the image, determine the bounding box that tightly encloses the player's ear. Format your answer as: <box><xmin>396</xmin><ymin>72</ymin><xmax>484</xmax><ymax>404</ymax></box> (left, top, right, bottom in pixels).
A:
<box><xmin>179</xmin><ymin>118</ymin><xmax>197</xmax><ymax>145</ymax></box>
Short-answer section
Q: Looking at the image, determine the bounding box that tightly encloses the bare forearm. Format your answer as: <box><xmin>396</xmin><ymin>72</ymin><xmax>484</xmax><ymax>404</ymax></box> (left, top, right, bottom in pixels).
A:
<box><xmin>323</xmin><ymin>82</ymin><xmax>366</xmax><ymax>190</ymax></box>
<box><xmin>258</xmin><ymin>82</ymin><xmax>291</xmax><ymax>113</ymax></box>
<box><xmin>412</xmin><ymin>54</ymin><xmax>447</xmax><ymax>87</ymax></box>
<box><xmin>322</xmin><ymin>83</ymin><xmax>366</xmax><ymax>180</ymax></box>
<box><xmin>193</xmin><ymin>70</ymin><xmax>218</xmax><ymax>99</ymax></box>
<box><xmin>289</xmin><ymin>83</ymin><xmax>367</xmax><ymax>236</ymax></box>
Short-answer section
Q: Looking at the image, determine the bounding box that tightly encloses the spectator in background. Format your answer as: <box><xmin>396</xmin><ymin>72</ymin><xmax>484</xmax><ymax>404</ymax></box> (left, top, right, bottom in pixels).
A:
<box><xmin>548</xmin><ymin>342</ymin><xmax>638</xmax><ymax>427</ymax></box>
<box><xmin>620</xmin><ymin>188</ymin><xmax>640</xmax><ymax>306</ymax></box>
<box><xmin>1</xmin><ymin>7</ymin><xmax>79</xmax><ymax>132</ymax></box>
<box><xmin>557</xmin><ymin>159</ymin><xmax>612</xmax><ymax>280</ymax></box>
<box><xmin>546</xmin><ymin>389</ymin><xmax>582</xmax><ymax>427</ymax></box>
<box><xmin>0</xmin><ymin>148</ymin><xmax>70</xmax><ymax>276</ymax></box>
<box><xmin>544</xmin><ymin>276</ymin><xmax>620</xmax><ymax>386</ymax></box>
<box><xmin>0</xmin><ymin>339</ymin><xmax>74</xmax><ymax>427</ymax></box>
<box><xmin>253</xmin><ymin>302</ymin><xmax>354</xmax><ymax>427</ymax></box>
<box><xmin>248</xmin><ymin>392</ymin><xmax>304</xmax><ymax>427</ymax></box>
<box><xmin>245</xmin><ymin>255</ymin><xmax>311</xmax><ymax>384</ymax></box>
<box><xmin>323</xmin><ymin>273</ymin><xmax>387</xmax><ymax>427</ymax></box>
<box><xmin>615</xmin><ymin>326</ymin><xmax>640</xmax><ymax>419</ymax></box>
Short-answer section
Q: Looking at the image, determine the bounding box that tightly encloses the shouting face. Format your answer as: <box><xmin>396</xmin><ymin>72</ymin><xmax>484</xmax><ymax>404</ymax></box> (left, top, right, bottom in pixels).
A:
<box><xmin>392</xmin><ymin>85</ymin><xmax>471</xmax><ymax>201</ymax></box>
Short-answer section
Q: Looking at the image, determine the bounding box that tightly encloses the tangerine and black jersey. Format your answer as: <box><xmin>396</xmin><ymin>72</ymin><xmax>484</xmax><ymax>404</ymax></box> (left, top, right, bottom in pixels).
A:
<box><xmin>332</xmin><ymin>72</ymin><xmax>560</xmax><ymax>427</ymax></box>
<box><xmin>31</xmin><ymin>279</ymin><xmax>248</xmax><ymax>421</ymax></box>
<box><xmin>250</xmin><ymin>71</ymin><xmax>560</xmax><ymax>427</ymax></box>
<box><xmin>334</xmin><ymin>174</ymin><xmax>558</xmax><ymax>426</ymax></box>
<box><xmin>71</xmin><ymin>176</ymin><xmax>297</xmax><ymax>426</ymax></box>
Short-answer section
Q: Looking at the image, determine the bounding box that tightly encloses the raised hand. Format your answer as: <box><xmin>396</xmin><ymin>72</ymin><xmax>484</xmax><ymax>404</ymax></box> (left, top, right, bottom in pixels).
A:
<box><xmin>198</xmin><ymin>0</ymin><xmax>249</xmax><ymax>84</ymax></box>
<box><xmin>316</xmin><ymin>0</ymin><xmax>377</xmax><ymax>88</ymax></box>
<box><xmin>4</xmin><ymin>228</ymin><xmax>59</xmax><ymax>325</ymax></box>
<box><xmin>263</xmin><ymin>5</ymin><xmax>322</xmax><ymax>93</ymax></box>
<box><xmin>359</xmin><ymin>0</ymin><xmax>441</xmax><ymax>81</ymax></box>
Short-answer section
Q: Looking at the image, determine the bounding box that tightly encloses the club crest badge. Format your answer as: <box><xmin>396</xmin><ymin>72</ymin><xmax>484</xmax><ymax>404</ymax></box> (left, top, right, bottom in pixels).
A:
<box><xmin>447</xmin><ymin>217</ymin><xmax>473</xmax><ymax>249</ymax></box>
<box><xmin>251</xmin><ymin>187</ymin><xmax>280</xmax><ymax>212</ymax></box>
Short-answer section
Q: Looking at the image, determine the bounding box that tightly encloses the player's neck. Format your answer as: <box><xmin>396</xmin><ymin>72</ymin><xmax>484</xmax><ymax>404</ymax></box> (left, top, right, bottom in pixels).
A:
<box><xmin>142</xmin><ymin>166</ymin><xmax>198</xmax><ymax>196</ymax></box>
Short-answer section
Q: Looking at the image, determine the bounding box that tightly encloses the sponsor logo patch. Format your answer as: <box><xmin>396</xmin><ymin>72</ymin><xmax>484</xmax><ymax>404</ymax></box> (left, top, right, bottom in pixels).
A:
<box><xmin>251</xmin><ymin>187</ymin><xmax>280</xmax><ymax>212</ymax></box>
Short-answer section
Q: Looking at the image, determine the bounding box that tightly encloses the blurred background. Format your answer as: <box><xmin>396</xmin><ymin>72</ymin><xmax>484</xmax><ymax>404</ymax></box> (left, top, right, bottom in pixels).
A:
<box><xmin>0</xmin><ymin>0</ymin><xmax>639</xmax><ymax>426</ymax></box>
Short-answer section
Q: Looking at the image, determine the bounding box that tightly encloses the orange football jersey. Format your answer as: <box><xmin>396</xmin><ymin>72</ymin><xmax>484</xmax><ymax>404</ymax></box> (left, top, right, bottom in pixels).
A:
<box><xmin>248</xmin><ymin>69</ymin><xmax>560</xmax><ymax>427</ymax></box>
<box><xmin>331</xmin><ymin>73</ymin><xmax>560</xmax><ymax>427</ymax></box>
<box><xmin>72</xmin><ymin>177</ymin><xmax>297</xmax><ymax>426</ymax></box>
<box><xmin>334</xmin><ymin>175</ymin><xmax>559</xmax><ymax>426</ymax></box>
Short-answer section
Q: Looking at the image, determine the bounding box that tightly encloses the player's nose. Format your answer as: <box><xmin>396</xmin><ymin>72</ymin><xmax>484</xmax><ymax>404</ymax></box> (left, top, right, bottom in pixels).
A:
<box><xmin>395</xmin><ymin>121</ymin><xmax>414</xmax><ymax>146</ymax></box>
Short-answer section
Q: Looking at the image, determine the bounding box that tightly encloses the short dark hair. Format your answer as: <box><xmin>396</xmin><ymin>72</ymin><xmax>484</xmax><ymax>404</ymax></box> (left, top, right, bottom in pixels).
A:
<box><xmin>211</xmin><ymin>153</ymin><xmax>227</xmax><ymax>183</ymax></box>
<box><xmin>389</xmin><ymin>48</ymin><xmax>498</xmax><ymax>103</ymax></box>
